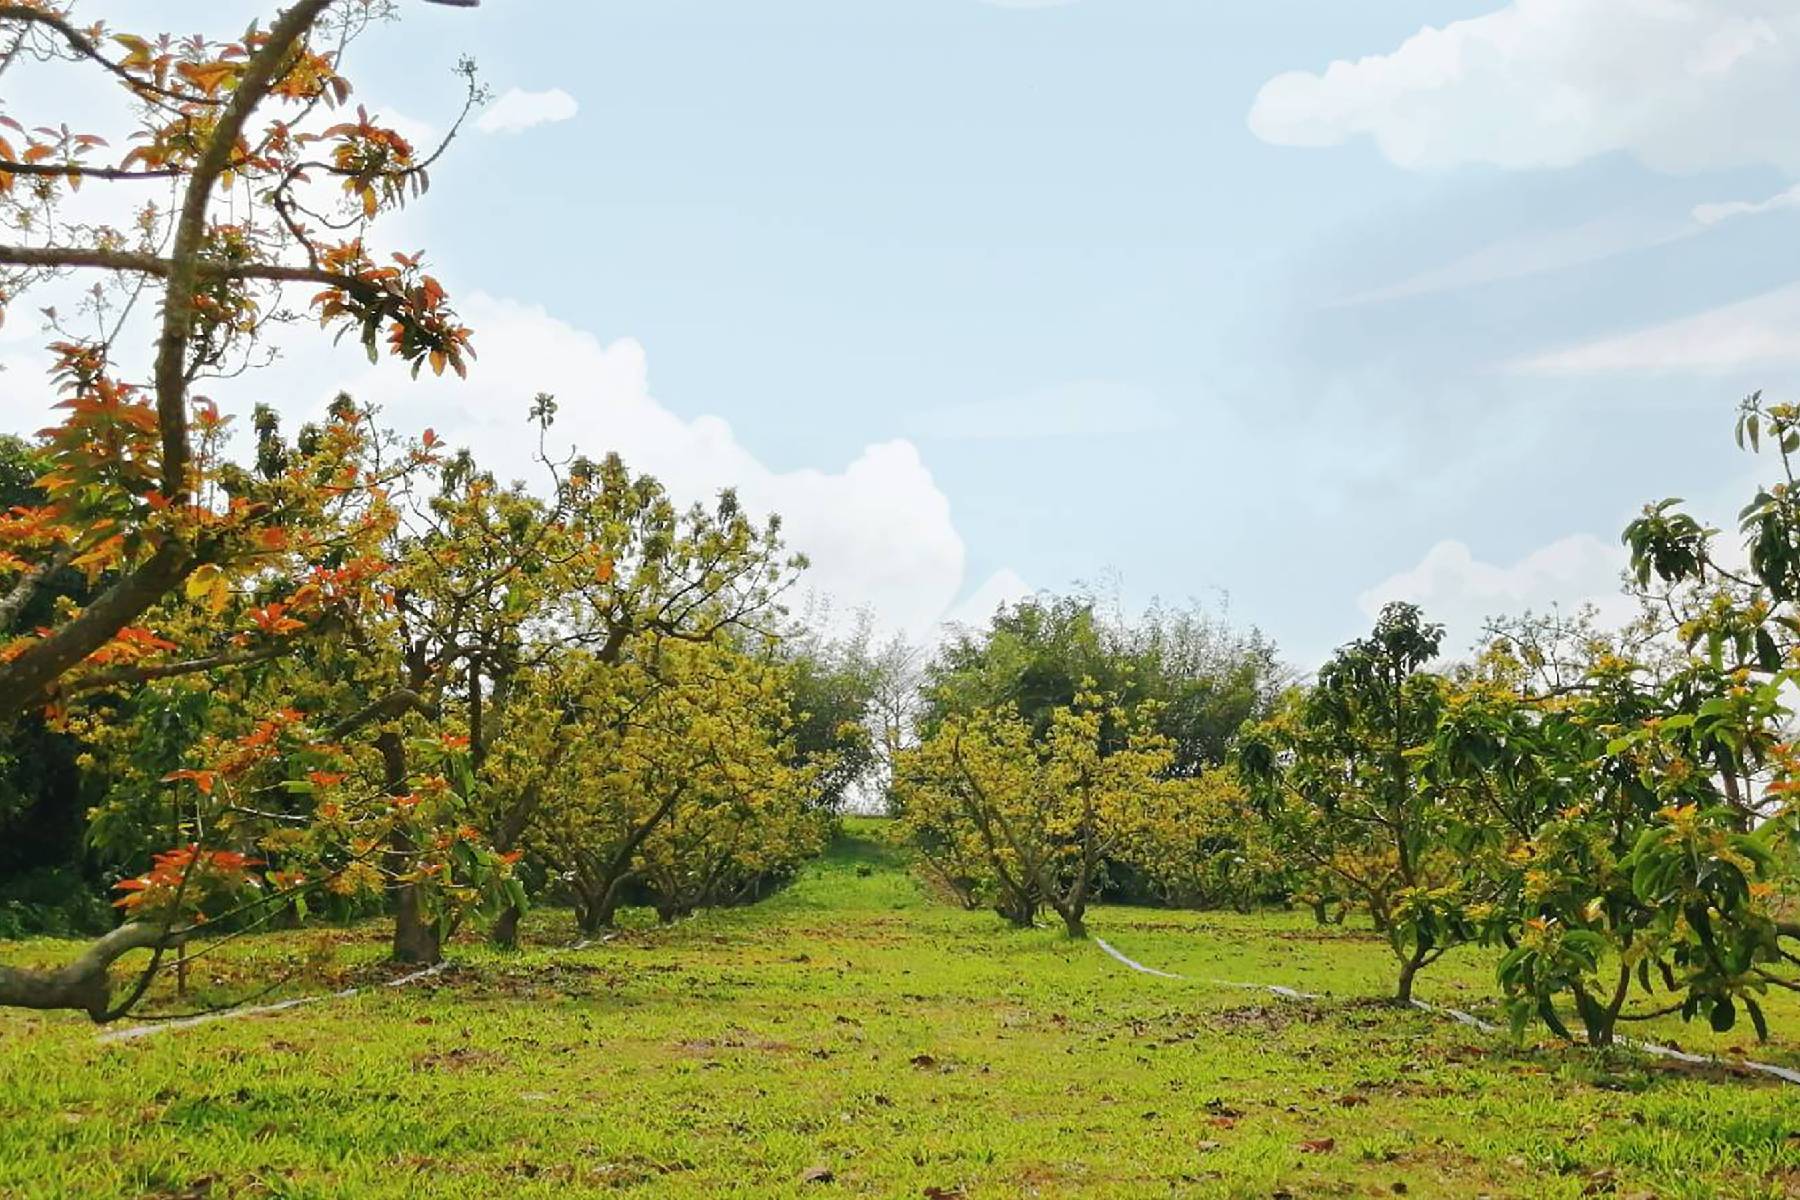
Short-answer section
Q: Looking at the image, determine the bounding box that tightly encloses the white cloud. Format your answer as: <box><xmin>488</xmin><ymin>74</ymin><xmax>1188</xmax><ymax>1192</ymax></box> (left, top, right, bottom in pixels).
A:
<box><xmin>1333</xmin><ymin>215</ymin><xmax>1701</xmax><ymax>306</ymax></box>
<box><xmin>0</xmin><ymin>294</ymin><xmax>1003</xmax><ymax>639</ymax></box>
<box><xmin>1509</xmin><ymin>280</ymin><xmax>1800</xmax><ymax>374</ymax></box>
<box><xmin>1249</xmin><ymin>1</ymin><xmax>1800</xmax><ymax>174</ymax></box>
<box><xmin>476</xmin><ymin>87</ymin><xmax>579</xmax><ymax>135</ymax></box>
<box><xmin>1694</xmin><ymin>181</ymin><xmax>1800</xmax><ymax>225</ymax></box>
<box><xmin>1360</xmin><ymin>536</ymin><xmax>1635</xmax><ymax>655</ymax></box>
<box><xmin>299</xmin><ymin>295</ymin><xmax>978</xmax><ymax>636</ymax></box>
<box><xmin>907</xmin><ymin>380</ymin><xmax>1175</xmax><ymax>440</ymax></box>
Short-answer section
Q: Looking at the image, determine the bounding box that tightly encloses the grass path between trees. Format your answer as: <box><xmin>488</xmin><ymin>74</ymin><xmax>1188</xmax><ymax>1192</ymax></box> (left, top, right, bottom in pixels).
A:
<box><xmin>4</xmin><ymin>819</ymin><xmax>1800</xmax><ymax>1198</ymax></box>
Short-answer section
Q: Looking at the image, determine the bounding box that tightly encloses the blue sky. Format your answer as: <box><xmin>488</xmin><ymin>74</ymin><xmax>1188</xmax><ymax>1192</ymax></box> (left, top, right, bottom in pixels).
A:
<box><xmin>9</xmin><ymin>0</ymin><xmax>1800</xmax><ymax>665</ymax></box>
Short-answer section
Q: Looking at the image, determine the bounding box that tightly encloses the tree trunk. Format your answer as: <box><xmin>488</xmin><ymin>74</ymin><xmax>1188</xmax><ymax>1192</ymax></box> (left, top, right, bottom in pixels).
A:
<box><xmin>593</xmin><ymin>887</ymin><xmax>625</xmax><ymax>930</ymax></box>
<box><xmin>577</xmin><ymin>880</ymin><xmax>627</xmax><ymax>933</ymax></box>
<box><xmin>995</xmin><ymin>895</ymin><xmax>1034</xmax><ymax>928</ymax></box>
<box><xmin>1059</xmin><ymin>865</ymin><xmax>1091</xmax><ymax>939</ymax></box>
<box><xmin>1394</xmin><ymin>949</ymin><xmax>1425</xmax><ymax>1006</ymax></box>
<box><xmin>490</xmin><ymin>904</ymin><xmax>522</xmax><ymax>949</ymax></box>
<box><xmin>482</xmin><ymin>745</ymin><xmax>565</xmax><ymax>950</ymax></box>
<box><xmin>1577</xmin><ymin>966</ymin><xmax>1630</xmax><ymax>1048</ymax></box>
<box><xmin>574</xmin><ymin>898</ymin><xmax>601</xmax><ymax>934</ymax></box>
<box><xmin>391</xmin><ymin>849</ymin><xmax>441</xmax><ymax>965</ymax></box>
<box><xmin>378</xmin><ymin>730</ymin><xmax>441</xmax><ymax>966</ymax></box>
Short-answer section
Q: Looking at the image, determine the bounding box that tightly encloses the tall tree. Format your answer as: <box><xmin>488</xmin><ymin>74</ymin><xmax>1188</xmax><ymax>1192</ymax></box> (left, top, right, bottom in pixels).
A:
<box><xmin>0</xmin><ymin>0</ymin><xmax>484</xmax><ymax>1018</ymax></box>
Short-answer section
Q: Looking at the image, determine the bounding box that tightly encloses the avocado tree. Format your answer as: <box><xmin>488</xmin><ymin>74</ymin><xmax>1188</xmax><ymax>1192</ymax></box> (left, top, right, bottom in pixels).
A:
<box><xmin>897</xmin><ymin>688</ymin><xmax>1172</xmax><ymax>938</ymax></box>
<box><xmin>523</xmin><ymin>635</ymin><xmax>810</xmax><ymax>931</ymax></box>
<box><xmin>1464</xmin><ymin>391</ymin><xmax>1800</xmax><ymax>1044</ymax></box>
<box><xmin>0</xmin><ymin>0</ymin><xmax>485</xmax><ymax>1017</ymax></box>
<box><xmin>1239</xmin><ymin>602</ymin><xmax>1475</xmax><ymax>1005</ymax></box>
<box><xmin>1124</xmin><ymin>766</ymin><xmax>1271</xmax><ymax>912</ymax></box>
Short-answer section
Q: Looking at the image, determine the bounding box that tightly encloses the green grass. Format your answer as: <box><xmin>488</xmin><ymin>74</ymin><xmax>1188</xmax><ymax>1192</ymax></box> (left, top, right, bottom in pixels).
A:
<box><xmin>5</xmin><ymin>819</ymin><xmax>1800</xmax><ymax>1198</ymax></box>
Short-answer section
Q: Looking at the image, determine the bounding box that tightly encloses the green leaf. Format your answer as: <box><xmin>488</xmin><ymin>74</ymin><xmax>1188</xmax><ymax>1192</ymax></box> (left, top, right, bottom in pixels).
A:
<box><xmin>1537</xmin><ymin>996</ymin><xmax>1574</xmax><ymax>1042</ymax></box>
<box><xmin>1709</xmin><ymin>996</ymin><xmax>1736</xmax><ymax>1033</ymax></box>
<box><xmin>1746</xmin><ymin>995</ymin><xmax>1770</xmax><ymax>1042</ymax></box>
<box><xmin>1756</xmin><ymin>627</ymin><xmax>1783</xmax><ymax>673</ymax></box>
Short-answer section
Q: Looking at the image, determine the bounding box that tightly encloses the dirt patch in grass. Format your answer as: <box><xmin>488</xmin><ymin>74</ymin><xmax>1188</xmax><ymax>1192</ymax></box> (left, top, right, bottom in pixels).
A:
<box><xmin>1207</xmin><ymin>1002</ymin><xmax>1324</xmax><ymax>1034</ymax></box>
<box><xmin>411</xmin><ymin>1046</ymin><xmax>508</xmax><ymax>1073</ymax></box>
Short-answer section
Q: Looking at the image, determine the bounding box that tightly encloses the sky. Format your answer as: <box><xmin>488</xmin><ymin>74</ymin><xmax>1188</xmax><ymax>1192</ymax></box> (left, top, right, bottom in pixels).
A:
<box><xmin>6</xmin><ymin>0</ymin><xmax>1800</xmax><ymax>666</ymax></box>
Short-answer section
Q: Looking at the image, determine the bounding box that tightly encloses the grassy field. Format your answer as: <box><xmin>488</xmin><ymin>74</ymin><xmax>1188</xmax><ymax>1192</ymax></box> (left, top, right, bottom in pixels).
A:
<box><xmin>5</xmin><ymin>820</ymin><xmax>1800</xmax><ymax>1199</ymax></box>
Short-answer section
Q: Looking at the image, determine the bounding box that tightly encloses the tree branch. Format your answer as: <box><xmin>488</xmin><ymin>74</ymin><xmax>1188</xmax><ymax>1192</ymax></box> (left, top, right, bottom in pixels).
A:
<box><xmin>0</xmin><ymin>159</ymin><xmax>182</xmax><ymax>182</ymax></box>
<box><xmin>0</xmin><ymin>5</ymin><xmax>223</xmax><ymax>108</ymax></box>
<box><xmin>153</xmin><ymin>0</ymin><xmax>335</xmax><ymax>503</ymax></box>
<box><xmin>56</xmin><ymin>637</ymin><xmax>299</xmax><ymax>696</ymax></box>
<box><xmin>0</xmin><ymin>921</ymin><xmax>192</xmax><ymax>1021</ymax></box>
<box><xmin>0</xmin><ymin>543</ymin><xmax>72</xmax><ymax>633</ymax></box>
<box><xmin>0</xmin><ymin>539</ymin><xmax>196</xmax><ymax>723</ymax></box>
<box><xmin>0</xmin><ymin>242</ymin><xmax>370</xmax><ymax>289</ymax></box>
<box><xmin>328</xmin><ymin>687</ymin><xmax>440</xmax><ymax>740</ymax></box>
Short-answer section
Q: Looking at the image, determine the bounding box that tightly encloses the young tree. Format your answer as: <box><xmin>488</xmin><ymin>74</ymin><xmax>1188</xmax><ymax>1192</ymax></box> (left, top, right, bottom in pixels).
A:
<box><xmin>636</xmin><ymin>671</ymin><xmax>825</xmax><ymax>922</ymax></box>
<box><xmin>1445</xmin><ymin>393</ymin><xmax>1800</xmax><ymax>1044</ymax></box>
<box><xmin>525</xmin><ymin>637</ymin><xmax>803</xmax><ymax>931</ymax></box>
<box><xmin>1239</xmin><ymin>603</ymin><xmax>1474</xmax><ymax>1005</ymax></box>
<box><xmin>469</xmin><ymin>448</ymin><xmax>801</xmax><ymax>940</ymax></box>
<box><xmin>1124</xmin><ymin>767</ymin><xmax>1270</xmax><ymax>912</ymax></box>
<box><xmin>1442</xmin><ymin>605</ymin><xmax>1796</xmax><ymax>1045</ymax></box>
<box><xmin>895</xmin><ymin>707</ymin><xmax>1049</xmax><ymax>928</ymax></box>
<box><xmin>897</xmin><ymin>690</ymin><xmax>1172</xmax><ymax>938</ymax></box>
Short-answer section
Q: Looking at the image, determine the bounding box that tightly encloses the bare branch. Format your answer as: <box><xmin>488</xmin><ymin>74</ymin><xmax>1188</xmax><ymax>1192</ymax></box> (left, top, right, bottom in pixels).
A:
<box><xmin>0</xmin><ymin>920</ymin><xmax>192</xmax><ymax>1021</ymax></box>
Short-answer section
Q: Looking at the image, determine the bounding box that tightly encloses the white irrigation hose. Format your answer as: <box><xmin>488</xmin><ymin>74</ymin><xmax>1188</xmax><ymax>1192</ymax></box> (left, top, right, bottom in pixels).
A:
<box><xmin>1409</xmin><ymin>998</ymin><xmax>1500</xmax><ymax>1033</ymax></box>
<box><xmin>1096</xmin><ymin>936</ymin><xmax>1319</xmax><ymax>999</ymax></box>
<box><xmin>98</xmin><ymin>928</ymin><xmax>612</xmax><ymax>1044</ymax></box>
<box><xmin>1094</xmin><ymin>937</ymin><xmax>1181</xmax><ymax>979</ymax></box>
<box><xmin>97</xmin><ymin>961</ymin><xmax>448</xmax><ymax>1045</ymax></box>
<box><xmin>1625</xmin><ymin>1036</ymin><xmax>1800</xmax><ymax>1085</ymax></box>
<box><xmin>1095</xmin><ymin>936</ymin><xmax>1800</xmax><ymax>1085</ymax></box>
